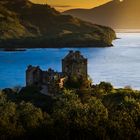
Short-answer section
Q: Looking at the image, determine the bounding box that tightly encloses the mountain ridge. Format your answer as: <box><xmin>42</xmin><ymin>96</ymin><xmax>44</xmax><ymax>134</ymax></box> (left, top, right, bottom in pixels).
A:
<box><xmin>63</xmin><ymin>0</ymin><xmax>140</xmax><ymax>29</ymax></box>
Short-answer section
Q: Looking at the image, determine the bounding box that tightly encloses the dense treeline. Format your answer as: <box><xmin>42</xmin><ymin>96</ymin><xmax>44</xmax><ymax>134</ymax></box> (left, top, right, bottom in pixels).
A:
<box><xmin>0</xmin><ymin>81</ymin><xmax>140</xmax><ymax>140</ymax></box>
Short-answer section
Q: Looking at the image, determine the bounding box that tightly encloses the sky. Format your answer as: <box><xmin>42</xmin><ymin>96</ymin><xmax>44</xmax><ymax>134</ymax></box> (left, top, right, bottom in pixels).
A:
<box><xmin>31</xmin><ymin>0</ymin><xmax>111</xmax><ymax>11</ymax></box>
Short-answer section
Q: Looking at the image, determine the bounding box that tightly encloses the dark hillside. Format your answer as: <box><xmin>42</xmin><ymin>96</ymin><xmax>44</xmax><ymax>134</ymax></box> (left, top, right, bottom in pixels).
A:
<box><xmin>0</xmin><ymin>0</ymin><xmax>116</xmax><ymax>48</ymax></box>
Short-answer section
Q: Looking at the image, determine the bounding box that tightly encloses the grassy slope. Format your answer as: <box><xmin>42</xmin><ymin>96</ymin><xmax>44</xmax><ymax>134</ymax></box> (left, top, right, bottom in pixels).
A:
<box><xmin>0</xmin><ymin>0</ymin><xmax>116</xmax><ymax>48</ymax></box>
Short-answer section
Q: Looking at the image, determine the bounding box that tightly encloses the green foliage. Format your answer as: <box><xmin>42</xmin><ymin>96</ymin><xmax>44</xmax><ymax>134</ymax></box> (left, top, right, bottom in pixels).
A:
<box><xmin>0</xmin><ymin>92</ymin><xmax>46</xmax><ymax>139</ymax></box>
<box><xmin>52</xmin><ymin>90</ymin><xmax>108</xmax><ymax>139</ymax></box>
<box><xmin>64</xmin><ymin>76</ymin><xmax>91</xmax><ymax>89</ymax></box>
<box><xmin>98</xmin><ymin>81</ymin><xmax>113</xmax><ymax>93</ymax></box>
<box><xmin>108</xmin><ymin>110</ymin><xmax>136</xmax><ymax>140</ymax></box>
<box><xmin>17</xmin><ymin>102</ymin><xmax>44</xmax><ymax>129</ymax></box>
<box><xmin>0</xmin><ymin>82</ymin><xmax>140</xmax><ymax>139</ymax></box>
<box><xmin>18</xmin><ymin>86</ymin><xmax>54</xmax><ymax>112</ymax></box>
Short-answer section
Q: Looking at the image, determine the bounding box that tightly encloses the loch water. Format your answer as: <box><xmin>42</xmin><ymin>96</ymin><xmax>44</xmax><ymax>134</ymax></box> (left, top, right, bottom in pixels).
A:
<box><xmin>0</xmin><ymin>33</ymin><xmax>140</xmax><ymax>89</ymax></box>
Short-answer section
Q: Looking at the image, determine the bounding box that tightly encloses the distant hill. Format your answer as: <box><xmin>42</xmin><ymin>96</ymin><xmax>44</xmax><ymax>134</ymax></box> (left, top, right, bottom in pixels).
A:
<box><xmin>0</xmin><ymin>0</ymin><xmax>116</xmax><ymax>48</ymax></box>
<box><xmin>63</xmin><ymin>0</ymin><xmax>140</xmax><ymax>29</ymax></box>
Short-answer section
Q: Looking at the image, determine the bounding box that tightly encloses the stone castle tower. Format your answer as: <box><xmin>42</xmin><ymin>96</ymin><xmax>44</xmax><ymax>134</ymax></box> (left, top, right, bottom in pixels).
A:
<box><xmin>26</xmin><ymin>65</ymin><xmax>42</xmax><ymax>86</ymax></box>
<box><xmin>26</xmin><ymin>51</ymin><xmax>88</xmax><ymax>94</ymax></box>
<box><xmin>62</xmin><ymin>51</ymin><xmax>87</xmax><ymax>79</ymax></box>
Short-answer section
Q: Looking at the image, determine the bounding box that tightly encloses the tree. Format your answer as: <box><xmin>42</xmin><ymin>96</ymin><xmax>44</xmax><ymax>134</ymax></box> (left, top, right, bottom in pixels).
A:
<box><xmin>108</xmin><ymin>110</ymin><xmax>136</xmax><ymax>140</ymax></box>
<box><xmin>17</xmin><ymin>102</ymin><xmax>44</xmax><ymax>129</ymax></box>
<box><xmin>52</xmin><ymin>89</ymin><xmax>108</xmax><ymax>139</ymax></box>
<box><xmin>64</xmin><ymin>76</ymin><xmax>91</xmax><ymax>89</ymax></box>
<box><xmin>98</xmin><ymin>82</ymin><xmax>113</xmax><ymax>93</ymax></box>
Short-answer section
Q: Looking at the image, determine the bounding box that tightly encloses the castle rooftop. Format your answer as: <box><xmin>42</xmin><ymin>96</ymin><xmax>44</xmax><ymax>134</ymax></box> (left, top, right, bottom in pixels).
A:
<box><xmin>63</xmin><ymin>50</ymin><xmax>87</xmax><ymax>61</ymax></box>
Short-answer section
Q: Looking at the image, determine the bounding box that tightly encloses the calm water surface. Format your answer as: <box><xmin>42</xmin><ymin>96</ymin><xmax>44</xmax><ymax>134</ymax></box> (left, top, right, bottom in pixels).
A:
<box><xmin>0</xmin><ymin>33</ymin><xmax>140</xmax><ymax>89</ymax></box>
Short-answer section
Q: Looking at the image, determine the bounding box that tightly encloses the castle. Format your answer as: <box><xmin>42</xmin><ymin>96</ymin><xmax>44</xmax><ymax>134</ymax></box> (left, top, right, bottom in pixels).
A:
<box><xmin>26</xmin><ymin>51</ymin><xmax>87</xmax><ymax>95</ymax></box>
